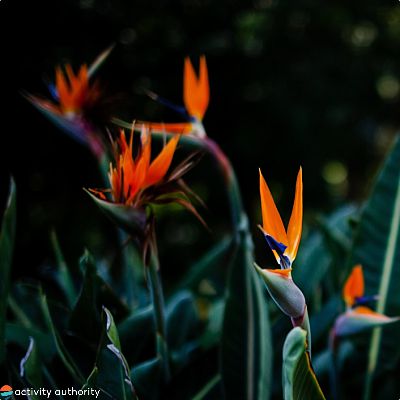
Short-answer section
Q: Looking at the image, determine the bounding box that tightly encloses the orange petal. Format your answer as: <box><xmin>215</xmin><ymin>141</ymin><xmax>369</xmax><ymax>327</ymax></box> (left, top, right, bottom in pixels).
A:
<box><xmin>267</xmin><ymin>268</ymin><xmax>292</xmax><ymax>278</ymax></box>
<box><xmin>56</xmin><ymin>67</ymin><xmax>72</xmax><ymax>110</ymax></box>
<box><xmin>259</xmin><ymin>169</ymin><xmax>288</xmax><ymax>247</ymax></box>
<box><xmin>183</xmin><ymin>56</ymin><xmax>209</xmax><ymax>120</ymax></box>
<box><xmin>138</xmin><ymin>122</ymin><xmax>193</xmax><ymax>135</ymax></box>
<box><xmin>145</xmin><ymin>135</ymin><xmax>180</xmax><ymax>187</ymax></box>
<box><xmin>343</xmin><ymin>264</ymin><xmax>364</xmax><ymax>307</ymax></box>
<box><xmin>286</xmin><ymin>167</ymin><xmax>303</xmax><ymax>262</ymax></box>
<box><xmin>353</xmin><ymin>306</ymin><xmax>385</xmax><ymax>317</ymax></box>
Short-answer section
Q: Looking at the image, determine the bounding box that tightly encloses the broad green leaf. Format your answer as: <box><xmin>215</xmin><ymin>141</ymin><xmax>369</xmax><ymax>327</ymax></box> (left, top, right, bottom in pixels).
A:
<box><xmin>0</xmin><ymin>178</ymin><xmax>16</xmax><ymax>363</ymax></box>
<box><xmin>346</xmin><ymin>137</ymin><xmax>400</xmax><ymax>398</ymax></box>
<box><xmin>92</xmin><ymin>308</ymin><xmax>137</xmax><ymax>400</ymax></box>
<box><xmin>221</xmin><ymin>215</ymin><xmax>272</xmax><ymax>400</ymax></box>
<box><xmin>282</xmin><ymin>327</ymin><xmax>326</xmax><ymax>400</ymax></box>
<box><xmin>69</xmin><ymin>251</ymin><xmax>101</xmax><ymax>343</ymax></box>
<box><xmin>50</xmin><ymin>231</ymin><xmax>77</xmax><ymax>308</ymax></box>
<box><xmin>5</xmin><ymin>323</ymin><xmax>54</xmax><ymax>362</ymax></box>
<box><xmin>118</xmin><ymin>306</ymin><xmax>154</xmax><ymax>364</ymax></box>
<box><xmin>166</xmin><ymin>290</ymin><xmax>200</xmax><ymax>349</ymax></box>
<box><xmin>19</xmin><ymin>337</ymin><xmax>43</xmax><ymax>394</ymax></box>
<box><xmin>131</xmin><ymin>357</ymin><xmax>163</xmax><ymax>400</ymax></box>
<box><xmin>40</xmin><ymin>291</ymin><xmax>84</xmax><ymax>383</ymax></box>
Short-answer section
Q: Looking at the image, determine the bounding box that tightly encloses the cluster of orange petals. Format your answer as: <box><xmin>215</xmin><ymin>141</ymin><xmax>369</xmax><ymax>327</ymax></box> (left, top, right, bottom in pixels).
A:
<box><xmin>55</xmin><ymin>64</ymin><xmax>98</xmax><ymax>114</ymax></box>
<box><xmin>259</xmin><ymin>168</ymin><xmax>303</xmax><ymax>266</ymax></box>
<box><xmin>343</xmin><ymin>264</ymin><xmax>364</xmax><ymax>307</ymax></box>
<box><xmin>342</xmin><ymin>265</ymin><xmax>383</xmax><ymax>318</ymax></box>
<box><xmin>106</xmin><ymin>129</ymin><xmax>179</xmax><ymax>205</ymax></box>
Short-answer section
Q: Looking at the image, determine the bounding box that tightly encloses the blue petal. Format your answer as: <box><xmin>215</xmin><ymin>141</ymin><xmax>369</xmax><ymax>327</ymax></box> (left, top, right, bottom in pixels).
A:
<box><xmin>47</xmin><ymin>81</ymin><xmax>59</xmax><ymax>101</ymax></box>
<box><xmin>147</xmin><ymin>91</ymin><xmax>190</xmax><ymax>119</ymax></box>
<box><xmin>354</xmin><ymin>295</ymin><xmax>379</xmax><ymax>307</ymax></box>
<box><xmin>263</xmin><ymin>234</ymin><xmax>291</xmax><ymax>269</ymax></box>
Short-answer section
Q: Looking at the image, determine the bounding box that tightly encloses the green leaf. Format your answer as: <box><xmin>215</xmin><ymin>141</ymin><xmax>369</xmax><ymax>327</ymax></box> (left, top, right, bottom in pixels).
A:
<box><xmin>131</xmin><ymin>357</ymin><xmax>163</xmax><ymax>400</ymax></box>
<box><xmin>85</xmin><ymin>189</ymin><xmax>147</xmax><ymax>237</ymax></box>
<box><xmin>282</xmin><ymin>327</ymin><xmax>326</xmax><ymax>400</ymax></box>
<box><xmin>0</xmin><ymin>178</ymin><xmax>16</xmax><ymax>363</ymax></box>
<box><xmin>69</xmin><ymin>251</ymin><xmax>101</xmax><ymax>343</ymax></box>
<box><xmin>177</xmin><ymin>236</ymin><xmax>234</xmax><ymax>292</ymax></box>
<box><xmin>78</xmin><ymin>367</ymin><xmax>99</xmax><ymax>399</ymax></box>
<box><xmin>191</xmin><ymin>374</ymin><xmax>222</xmax><ymax>400</ymax></box>
<box><xmin>50</xmin><ymin>231</ymin><xmax>77</xmax><ymax>308</ymax></box>
<box><xmin>166</xmin><ymin>290</ymin><xmax>200</xmax><ymax>349</ymax></box>
<box><xmin>5</xmin><ymin>323</ymin><xmax>54</xmax><ymax>362</ymax></box>
<box><xmin>118</xmin><ymin>306</ymin><xmax>154</xmax><ymax>364</ymax></box>
<box><xmin>346</xmin><ymin>137</ymin><xmax>400</xmax><ymax>397</ymax></box>
<box><xmin>91</xmin><ymin>307</ymin><xmax>138</xmax><ymax>400</ymax></box>
<box><xmin>19</xmin><ymin>337</ymin><xmax>43</xmax><ymax>393</ymax></box>
<box><xmin>40</xmin><ymin>291</ymin><xmax>84</xmax><ymax>383</ymax></box>
<box><xmin>221</xmin><ymin>215</ymin><xmax>272</xmax><ymax>400</ymax></box>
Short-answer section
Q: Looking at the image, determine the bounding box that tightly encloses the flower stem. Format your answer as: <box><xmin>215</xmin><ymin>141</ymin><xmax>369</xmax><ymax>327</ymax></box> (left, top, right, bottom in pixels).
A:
<box><xmin>146</xmin><ymin>237</ymin><xmax>170</xmax><ymax>381</ymax></box>
<box><xmin>329</xmin><ymin>330</ymin><xmax>339</xmax><ymax>400</ymax></box>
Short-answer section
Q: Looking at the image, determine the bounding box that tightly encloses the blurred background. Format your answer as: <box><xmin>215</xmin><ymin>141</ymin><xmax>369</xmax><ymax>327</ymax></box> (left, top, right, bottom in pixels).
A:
<box><xmin>0</xmin><ymin>0</ymin><xmax>399</xmax><ymax>284</ymax></box>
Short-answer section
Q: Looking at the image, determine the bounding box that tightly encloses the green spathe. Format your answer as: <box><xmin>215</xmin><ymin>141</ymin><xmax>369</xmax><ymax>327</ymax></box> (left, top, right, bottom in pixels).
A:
<box><xmin>254</xmin><ymin>263</ymin><xmax>305</xmax><ymax>319</ymax></box>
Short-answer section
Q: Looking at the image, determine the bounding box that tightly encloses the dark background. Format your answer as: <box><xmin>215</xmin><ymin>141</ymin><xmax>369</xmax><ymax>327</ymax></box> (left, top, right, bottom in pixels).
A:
<box><xmin>0</xmin><ymin>0</ymin><xmax>399</xmax><ymax>282</ymax></box>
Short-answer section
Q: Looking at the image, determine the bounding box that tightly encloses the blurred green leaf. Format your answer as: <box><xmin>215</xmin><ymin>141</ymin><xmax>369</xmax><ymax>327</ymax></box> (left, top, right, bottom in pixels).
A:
<box><xmin>0</xmin><ymin>178</ymin><xmax>16</xmax><ymax>363</ymax></box>
<box><xmin>221</xmin><ymin>216</ymin><xmax>272</xmax><ymax>400</ymax></box>
<box><xmin>192</xmin><ymin>374</ymin><xmax>221</xmax><ymax>400</ymax></box>
<box><xmin>118</xmin><ymin>306</ymin><xmax>154</xmax><ymax>365</ymax></box>
<box><xmin>5</xmin><ymin>323</ymin><xmax>54</xmax><ymax>362</ymax></box>
<box><xmin>131</xmin><ymin>357</ymin><xmax>163</xmax><ymax>400</ymax></box>
<box><xmin>78</xmin><ymin>367</ymin><xmax>99</xmax><ymax>399</ymax></box>
<box><xmin>50</xmin><ymin>231</ymin><xmax>77</xmax><ymax>308</ymax></box>
<box><xmin>166</xmin><ymin>290</ymin><xmax>200</xmax><ymax>349</ymax></box>
<box><xmin>177</xmin><ymin>236</ymin><xmax>234</xmax><ymax>292</ymax></box>
<box><xmin>282</xmin><ymin>327</ymin><xmax>326</xmax><ymax>400</ymax></box>
<box><xmin>19</xmin><ymin>337</ymin><xmax>43</xmax><ymax>393</ymax></box>
<box><xmin>346</xmin><ymin>137</ymin><xmax>400</xmax><ymax>397</ymax></box>
<box><xmin>69</xmin><ymin>251</ymin><xmax>101</xmax><ymax>343</ymax></box>
<box><xmin>40</xmin><ymin>291</ymin><xmax>84</xmax><ymax>383</ymax></box>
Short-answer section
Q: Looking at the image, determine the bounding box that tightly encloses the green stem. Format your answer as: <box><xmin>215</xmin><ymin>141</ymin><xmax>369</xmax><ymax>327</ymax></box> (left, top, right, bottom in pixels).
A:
<box><xmin>146</xmin><ymin>238</ymin><xmax>170</xmax><ymax>381</ymax></box>
<box><xmin>328</xmin><ymin>330</ymin><xmax>339</xmax><ymax>400</ymax></box>
<box><xmin>202</xmin><ymin>137</ymin><xmax>244</xmax><ymax>233</ymax></box>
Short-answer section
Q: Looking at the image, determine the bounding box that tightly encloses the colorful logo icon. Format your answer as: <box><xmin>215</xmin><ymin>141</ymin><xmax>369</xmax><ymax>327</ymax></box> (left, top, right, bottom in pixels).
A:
<box><xmin>0</xmin><ymin>385</ymin><xmax>13</xmax><ymax>399</ymax></box>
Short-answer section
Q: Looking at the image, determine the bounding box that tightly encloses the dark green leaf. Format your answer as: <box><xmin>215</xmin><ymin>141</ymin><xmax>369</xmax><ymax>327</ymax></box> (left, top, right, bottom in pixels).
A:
<box><xmin>131</xmin><ymin>357</ymin><xmax>163</xmax><ymax>400</ymax></box>
<box><xmin>69</xmin><ymin>251</ymin><xmax>101</xmax><ymax>343</ymax></box>
<box><xmin>0</xmin><ymin>178</ymin><xmax>16</xmax><ymax>363</ymax></box>
<box><xmin>20</xmin><ymin>337</ymin><xmax>43</xmax><ymax>391</ymax></box>
<box><xmin>282</xmin><ymin>327</ymin><xmax>326</xmax><ymax>400</ymax></box>
<box><xmin>221</xmin><ymin>216</ymin><xmax>272</xmax><ymax>400</ymax></box>
<box><xmin>166</xmin><ymin>290</ymin><xmax>200</xmax><ymax>349</ymax></box>
<box><xmin>50</xmin><ymin>231</ymin><xmax>77</xmax><ymax>308</ymax></box>
<box><xmin>118</xmin><ymin>306</ymin><xmax>154</xmax><ymax>365</ymax></box>
<box><xmin>346</xmin><ymin>137</ymin><xmax>400</xmax><ymax>397</ymax></box>
<box><xmin>91</xmin><ymin>308</ymin><xmax>138</xmax><ymax>400</ymax></box>
<box><xmin>40</xmin><ymin>291</ymin><xmax>84</xmax><ymax>383</ymax></box>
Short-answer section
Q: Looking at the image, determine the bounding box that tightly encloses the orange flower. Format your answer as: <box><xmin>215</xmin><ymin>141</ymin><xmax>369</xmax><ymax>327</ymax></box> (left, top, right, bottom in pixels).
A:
<box><xmin>106</xmin><ymin>128</ymin><xmax>179</xmax><ymax>206</ymax></box>
<box><xmin>54</xmin><ymin>64</ymin><xmax>99</xmax><ymax>115</ymax></box>
<box><xmin>25</xmin><ymin>47</ymin><xmax>113</xmax><ymax>157</ymax></box>
<box><xmin>333</xmin><ymin>265</ymin><xmax>400</xmax><ymax>337</ymax></box>
<box><xmin>135</xmin><ymin>56</ymin><xmax>210</xmax><ymax>138</ymax></box>
<box><xmin>87</xmin><ymin>126</ymin><xmax>204</xmax><ymax>237</ymax></box>
<box><xmin>259</xmin><ymin>168</ymin><xmax>303</xmax><ymax>270</ymax></box>
<box><xmin>255</xmin><ymin>168</ymin><xmax>306</xmax><ymax>320</ymax></box>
